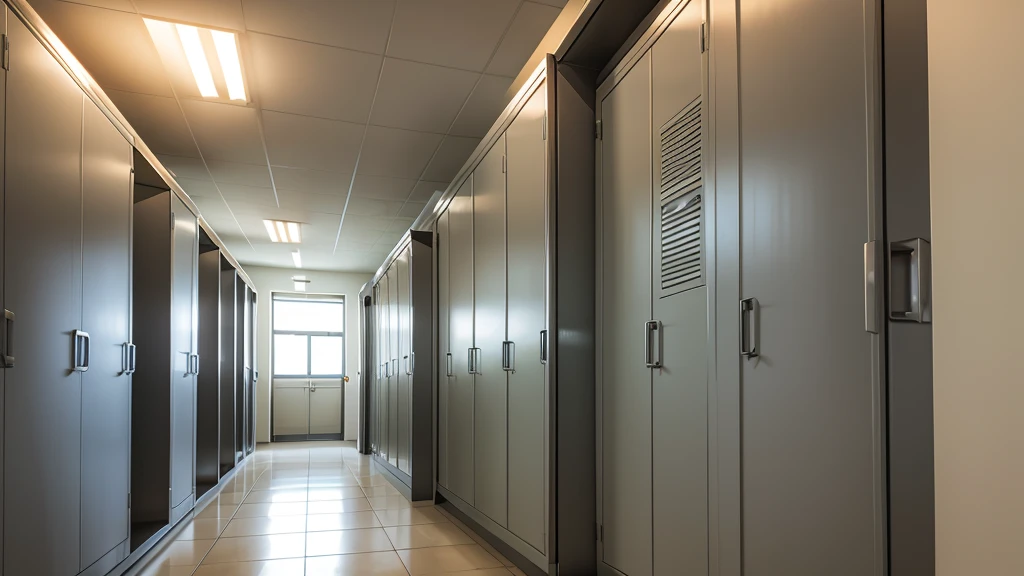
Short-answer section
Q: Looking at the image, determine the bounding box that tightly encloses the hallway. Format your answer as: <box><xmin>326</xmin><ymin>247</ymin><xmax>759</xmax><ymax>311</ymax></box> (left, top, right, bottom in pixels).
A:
<box><xmin>138</xmin><ymin>442</ymin><xmax>525</xmax><ymax>576</ymax></box>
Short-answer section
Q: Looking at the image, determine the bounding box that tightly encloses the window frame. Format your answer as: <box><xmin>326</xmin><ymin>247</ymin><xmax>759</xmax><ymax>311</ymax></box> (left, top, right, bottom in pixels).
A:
<box><xmin>272</xmin><ymin>296</ymin><xmax>345</xmax><ymax>379</ymax></box>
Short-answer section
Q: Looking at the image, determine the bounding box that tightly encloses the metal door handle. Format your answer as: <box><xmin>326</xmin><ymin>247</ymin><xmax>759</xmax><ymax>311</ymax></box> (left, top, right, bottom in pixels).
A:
<box><xmin>539</xmin><ymin>330</ymin><xmax>548</xmax><ymax>364</ymax></box>
<box><xmin>445</xmin><ymin>352</ymin><xmax>453</xmax><ymax>377</ymax></box>
<box><xmin>73</xmin><ymin>330</ymin><xmax>90</xmax><ymax>372</ymax></box>
<box><xmin>469</xmin><ymin>348</ymin><xmax>482</xmax><ymax>375</ymax></box>
<box><xmin>740</xmin><ymin>298</ymin><xmax>760</xmax><ymax>358</ymax></box>
<box><xmin>644</xmin><ymin>321</ymin><xmax>662</xmax><ymax>368</ymax></box>
<box><xmin>122</xmin><ymin>342</ymin><xmax>131</xmax><ymax>374</ymax></box>
<box><xmin>192</xmin><ymin>353</ymin><xmax>200</xmax><ymax>376</ymax></box>
<box><xmin>3</xmin><ymin>309</ymin><xmax>14</xmax><ymax>368</ymax></box>
<box><xmin>310</xmin><ymin>380</ymin><xmax>316</xmax><ymax>392</ymax></box>
<box><xmin>253</xmin><ymin>369</ymin><xmax>259</xmax><ymax>382</ymax></box>
<box><xmin>407</xmin><ymin>353</ymin><xmax>414</xmax><ymax>375</ymax></box>
<box><xmin>128</xmin><ymin>343</ymin><xmax>136</xmax><ymax>374</ymax></box>
<box><xmin>502</xmin><ymin>341</ymin><xmax>516</xmax><ymax>373</ymax></box>
<box><xmin>391</xmin><ymin>359</ymin><xmax>398</xmax><ymax>377</ymax></box>
<box><xmin>889</xmin><ymin>238</ymin><xmax>932</xmax><ymax>323</ymax></box>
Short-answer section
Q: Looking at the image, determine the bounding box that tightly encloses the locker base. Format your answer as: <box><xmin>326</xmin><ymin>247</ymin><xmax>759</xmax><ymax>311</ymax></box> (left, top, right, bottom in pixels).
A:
<box><xmin>272</xmin><ymin>433</ymin><xmax>344</xmax><ymax>442</ymax></box>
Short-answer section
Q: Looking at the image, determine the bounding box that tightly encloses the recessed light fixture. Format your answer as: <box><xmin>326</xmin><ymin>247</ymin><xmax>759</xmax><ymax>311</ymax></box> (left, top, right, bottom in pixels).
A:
<box><xmin>292</xmin><ymin>276</ymin><xmax>310</xmax><ymax>292</ymax></box>
<box><xmin>211</xmin><ymin>30</ymin><xmax>246</xmax><ymax>101</ymax></box>
<box><xmin>291</xmin><ymin>250</ymin><xmax>302</xmax><ymax>269</ymax></box>
<box><xmin>263</xmin><ymin>219</ymin><xmax>302</xmax><ymax>243</ymax></box>
<box><xmin>144</xmin><ymin>18</ymin><xmax>248</xmax><ymax>102</ymax></box>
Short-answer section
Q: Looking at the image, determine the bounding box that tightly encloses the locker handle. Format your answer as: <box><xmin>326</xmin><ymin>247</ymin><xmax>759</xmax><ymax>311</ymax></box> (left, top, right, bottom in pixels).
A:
<box><xmin>192</xmin><ymin>353</ymin><xmax>200</xmax><ymax>376</ymax></box>
<box><xmin>405</xmin><ymin>353</ymin><xmax>415</xmax><ymax>376</ymax></box>
<box><xmin>122</xmin><ymin>342</ymin><xmax>131</xmax><ymax>374</ymax></box>
<box><xmin>445</xmin><ymin>352</ymin><xmax>453</xmax><ymax>377</ymax></box>
<box><xmin>73</xmin><ymin>330</ymin><xmax>91</xmax><ymax>372</ymax></box>
<box><xmin>539</xmin><ymin>330</ymin><xmax>548</xmax><ymax>365</ymax></box>
<box><xmin>391</xmin><ymin>359</ymin><xmax>398</xmax><ymax>377</ymax></box>
<box><xmin>502</xmin><ymin>341</ymin><xmax>516</xmax><ymax>373</ymax></box>
<box><xmin>469</xmin><ymin>348</ymin><xmax>482</xmax><ymax>375</ymax></box>
<box><xmin>3</xmin><ymin>309</ymin><xmax>14</xmax><ymax>368</ymax></box>
<box><xmin>888</xmin><ymin>238</ymin><xmax>932</xmax><ymax>323</ymax></box>
<box><xmin>644</xmin><ymin>321</ymin><xmax>662</xmax><ymax>368</ymax></box>
<box><xmin>740</xmin><ymin>298</ymin><xmax>760</xmax><ymax>358</ymax></box>
<box><xmin>128</xmin><ymin>343</ymin><xmax>137</xmax><ymax>374</ymax></box>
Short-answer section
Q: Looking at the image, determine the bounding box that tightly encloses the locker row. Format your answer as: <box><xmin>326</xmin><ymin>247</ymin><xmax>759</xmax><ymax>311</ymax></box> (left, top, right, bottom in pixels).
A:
<box><xmin>359</xmin><ymin>0</ymin><xmax>934</xmax><ymax>575</ymax></box>
<box><xmin>0</xmin><ymin>4</ymin><xmax>260</xmax><ymax>575</ymax></box>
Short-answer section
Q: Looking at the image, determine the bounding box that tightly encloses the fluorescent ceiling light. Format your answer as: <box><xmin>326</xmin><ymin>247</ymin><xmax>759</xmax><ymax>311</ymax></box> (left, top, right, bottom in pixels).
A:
<box><xmin>211</xmin><ymin>30</ymin><xmax>246</xmax><ymax>101</ymax></box>
<box><xmin>291</xmin><ymin>250</ymin><xmax>302</xmax><ymax>268</ymax></box>
<box><xmin>263</xmin><ymin>219</ymin><xmax>302</xmax><ymax>243</ymax></box>
<box><xmin>175</xmin><ymin>24</ymin><xmax>218</xmax><ymax>98</ymax></box>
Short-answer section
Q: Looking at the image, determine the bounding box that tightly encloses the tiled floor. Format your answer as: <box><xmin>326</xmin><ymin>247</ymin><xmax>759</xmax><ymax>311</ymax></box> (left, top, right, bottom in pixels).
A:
<box><xmin>138</xmin><ymin>442</ymin><xmax>527</xmax><ymax>576</ymax></box>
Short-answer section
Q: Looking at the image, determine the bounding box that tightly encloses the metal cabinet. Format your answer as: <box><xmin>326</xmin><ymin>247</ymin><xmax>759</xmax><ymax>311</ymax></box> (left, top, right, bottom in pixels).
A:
<box><xmin>170</xmin><ymin>195</ymin><xmax>199</xmax><ymax>522</ymax></box>
<box><xmin>396</xmin><ymin>248</ymin><xmax>411</xmax><ymax>475</ymax></box>
<box><xmin>272</xmin><ymin>378</ymin><xmax>343</xmax><ymax>440</ymax></box>
<box><xmin>196</xmin><ymin>240</ymin><xmax>222</xmax><ymax>498</ymax></box>
<box><xmin>219</xmin><ymin>262</ymin><xmax>238</xmax><ymax>475</ymax></box>
<box><xmin>436</xmin><ymin>210</ymin><xmax>451</xmax><ymax>489</ymax></box>
<box><xmin>447</xmin><ymin>177</ymin><xmax>476</xmax><ymax>504</ymax></box>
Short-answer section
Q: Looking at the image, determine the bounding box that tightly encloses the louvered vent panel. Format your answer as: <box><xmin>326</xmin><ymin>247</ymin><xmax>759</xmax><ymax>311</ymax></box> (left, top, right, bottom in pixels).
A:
<box><xmin>660</xmin><ymin>97</ymin><xmax>704</xmax><ymax>296</ymax></box>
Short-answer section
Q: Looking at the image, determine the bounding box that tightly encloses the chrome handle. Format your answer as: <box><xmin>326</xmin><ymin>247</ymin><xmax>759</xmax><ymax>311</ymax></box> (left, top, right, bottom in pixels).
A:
<box><xmin>3</xmin><ymin>309</ymin><xmax>14</xmax><ymax>368</ymax></box>
<box><xmin>644</xmin><ymin>321</ymin><xmax>662</xmax><ymax>368</ymax></box>
<box><xmin>539</xmin><ymin>330</ymin><xmax>548</xmax><ymax>364</ymax></box>
<box><xmin>391</xmin><ymin>359</ymin><xmax>398</xmax><ymax>377</ymax></box>
<box><xmin>128</xmin><ymin>343</ymin><xmax>136</xmax><ymax>374</ymax></box>
<box><xmin>445</xmin><ymin>352</ymin><xmax>453</xmax><ymax>377</ymax></box>
<box><xmin>310</xmin><ymin>380</ymin><xmax>316</xmax><ymax>392</ymax></box>
<box><xmin>889</xmin><ymin>238</ymin><xmax>932</xmax><ymax>323</ymax></box>
<box><xmin>469</xmin><ymin>348</ymin><xmax>482</xmax><ymax>375</ymax></box>
<box><xmin>192</xmin><ymin>353</ymin><xmax>200</xmax><ymax>376</ymax></box>
<box><xmin>73</xmin><ymin>330</ymin><xmax>90</xmax><ymax>372</ymax></box>
<box><xmin>253</xmin><ymin>369</ymin><xmax>259</xmax><ymax>382</ymax></box>
<box><xmin>122</xmin><ymin>342</ymin><xmax>131</xmax><ymax>374</ymax></box>
<box><xmin>502</xmin><ymin>341</ymin><xmax>516</xmax><ymax>373</ymax></box>
<box><xmin>501</xmin><ymin>342</ymin><xmax>508</xmax><ymax>371</ymax></box>
<box><xmin>740</xmin><ymin>298</ymin><xmax>759</xmax><ymax>358</ymax></box>
<box><xmin>407</xmin><ymin>352</ymin><xmax>415</xmax><ymax>376</ymax></box>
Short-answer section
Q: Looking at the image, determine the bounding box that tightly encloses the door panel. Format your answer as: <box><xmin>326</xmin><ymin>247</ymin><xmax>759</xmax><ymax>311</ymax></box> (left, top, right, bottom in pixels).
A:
<box><xmin>309</xmin><ymin>381</ymin><xmax>343</xmax><ymax>435</ymax></box>
<box><xmin>170</xmin><ymin>196</ymin><xmax>197</xmax><ymax>511</ymax></box>
<box><xmin>397</xmin><ymin>248</ymin><xmax>412</xmax><ymax>474</ymax></box>
<box><xmin>474</xmin><ymin>138</ymin><xmax>508</xmax><ymax>527</ymax></box>
<box><xmin>80</xmin><ymin>100</ymin><xmax>133</xmax><ymax>569</ymax></box>
<box><xmin>447</xmin><ymin>177</ymin><xmax>475</xmax><ymax>503</ymax></box>
<box><xmin>437</xmin><ymin>213</ymin><xmax>451</xmax><ymax>488</ymax></box>
<box><xmin>387</xmin><ymin>269</ymin><xmax>400</xmax><ymax>465</ymax></box>
<box><xmin>650</xmin><ymin>5</ymin><xmax>709</xmax><ymax>575</ymax></box>
<box><xmin>739</xmin><ymin>0</ymin><xmax>879</xmax><ymax>572</ymax></box>
<box><xmin>4</xmin><ymin>17</ymin><xmax>85</xmax><ymax>575</ymax></box>
<box><xmin>599</xmin><ymin>52</ymin><xmax>653</xmax><ymax>576</ymax></box>
<box><xmin>274</xmin><ymin>380</ymin><xmax>309</xmax><ymax>436</ymax></box>
<box><xmin>505</xmin><ymin>86</ymin><xmax>547</xmax><ymax>551</ymax></box>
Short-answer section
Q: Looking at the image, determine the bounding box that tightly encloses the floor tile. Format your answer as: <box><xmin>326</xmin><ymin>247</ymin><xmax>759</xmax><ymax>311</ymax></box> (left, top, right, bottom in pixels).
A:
<box><xmin>308</xmin><ymin>498</ymin><xmax>373</xmax><ymax>514</ymax></box>
<box><xmin>307</xmin><ymin>476</ymin><xmax>361</xmax><ymax>487</ymax></box>
<box><xmin>369</xmin><ymin>496</ymin><xmax>415</xmax><ymax>510</ymax></box>
<box><xmin>161</xmin><ymin>538</ymin><xmax>217</xmax><ymax>566</ymax></box>
<box><xmin>308</xmin><ymin>486</ymin><xmax>366</xmax><ymax>501</ymax></box>
<box><xmin>192</xmin><ymin>558</ymin><xmax>306</xmax><ymax>575</ymax></box>
<box><xmin>385</xmin><ymin>522</ymin><xmax>475</xmax><ymax>549</ymax></box>
<box><xmin>136</xmin><ymin>561</ymin><xmax>197</xmax><ymax>576</ymax></box>
<box><xmin>221</xmin><ymin>515</ymin><xmax>308</xmax><ymax>538</ymax></box>
<box><xmin>234</xmin><ymin>502</ymin><xmax>308</xmax><ymax>518</ymax></box>
<box><xmin>362</xmin><ymin>484</ymin><xmax>402</xmax><ymax>498</ymax></box>
<box><xmin>358</xmin><ymin>475</ymin><xmax>394</xmax><ymax>487</ymax></box>
<box><xmin>243</xmin><ymin>488</ymin><xmax>308</xmax><ymax>504</ymax></box>
<box><xmin>305</xmin><ymin>551</ymin><xmax>411</xmax><ymax>576</ymax></box>
<box><xmin>397</xmin><ymin>544</ymin><xmax>503</xmax><ymax>575</ymax></box>
<box><xmin>195</xmin><ymin>504</ymin><xmax>240</xmax><ymax>519</ymax></box>
<box><xmin>374</xmin><ymin>507</ymin><xmax>449</xmax><ymax>527</ymax></box>
<box><xmin>202</xmin><ymin>533</ymin><xmax>307</xmax><ymax>564</ymax></box>
<box><xmin>305</xmin><ymin>528</ymin><xmax>395</xmax><ymax>556</ymax></box>
<box><xmin>307</xmin><ymin>511</ymin><xmax>382</xmax><ymax>532</ymax></box>
<box><xmin>176</xmin><ymin>518</ymin><xmax>231</xmax><ymax>540</ymax></box>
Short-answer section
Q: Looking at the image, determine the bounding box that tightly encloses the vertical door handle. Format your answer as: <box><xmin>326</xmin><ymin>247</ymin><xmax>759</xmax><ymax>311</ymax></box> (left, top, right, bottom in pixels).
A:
<box><xmin>253</xmin><ymin>369</ymin><xmax>259</xmax><ymax>382</ymax></box>
<box><xmin>740</xmin><ymin>298</ymin><xmax>760</xmax><ymax>358</ymax></box>
<box><xmin>310</xmin><ymin>380</ymin><xmax>316</xmax><ymax>393</ymax></box>
<box><xmin>391</xmin><ymin>359</ymin><xmax>398</xmax><ymax>377</ymax></box>
<box><xmin>888</xmin><ymin>238</ymin><xmax>932</xmax><ymax>323</ymax></box>
<box><xmin>501</xmin><ymin>341</ymin><xmax>516</xmax><ymax>373</ymax></box>
<box><xmin>192</xmin><ymin>353</ymin><xmax>200</xmax><ymax>376</ymax></box>
<box><xmin>122</xmin><ymin>342</ymin><xmax>131</xmax><ymax>374</ymax></box>
<box><xmin>3</xmin><ymin>309</ymin><xmax>14</xmax><ymax>368</ymax></box>
<box><xmin>73</xmin><ymin>330</ymin><xmax>91</xmax><ymax>372</ymax></box>
<box><xmin>644</xmin><ymin>321</ymin><xmax>662</xmax><ymax>368</ymax></box>
<box><xmin>445</xmin><ymin>352</ymin><xmax>453</xmax><ymax>377</ymax></box>
<box><xmin>469</xmin><ymin>348</ymin><xmax>482</xmax><ymax>375</ymax></box>
<box><xmin>406</xmin><ymin>353</ymin><xmax>415</xmax><ymax>376</ymax></box>
<box><xmin>128</xmin><ymin>343</ymin><xmax>137</xmax><ymax>374</ymax></box>
<box><xmin>539</xmin><ymin>330</ymin><xmax>548</xmax><ymax>365</ymax></box>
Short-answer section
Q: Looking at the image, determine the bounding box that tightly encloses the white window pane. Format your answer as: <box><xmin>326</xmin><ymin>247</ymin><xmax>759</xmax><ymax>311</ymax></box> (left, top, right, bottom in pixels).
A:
<box><xmin>274</xmin><ymin>300</ymin><xmax>344</xmax><ymax>332</ymax></box>
<box><xmin>274</xmin><ymin>334</ymin><xmax>308</xmax><ymax>376</ymax></box>
<box><xmin>310</xmin><ymin>336</ymin><xmax>343</xmax><ymax>376</ymax></box>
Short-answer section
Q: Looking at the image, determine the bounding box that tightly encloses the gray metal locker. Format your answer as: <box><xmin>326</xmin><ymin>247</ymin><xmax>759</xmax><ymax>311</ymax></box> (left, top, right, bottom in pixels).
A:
<box><xmin>505</xmin><ymin>84</ymin><xmax>547</xmax><ymax>552</ymax></box>
<box><xmin>196</xmin><ymin>238</ymin><xmax>221</xmax><ymax>498</ymax></box>
<box><xmin>219</xmin><ymin>261</ymin><xmax>237</xmax><ymax>475</ymax></box>
<box><xmin>170</xmin><ymin>194</ymin><xmax>198</xmax><ymax>522</ymax></box>
<box><xmin>386</xmin><ymin>269</ymin><xmax>399</xmax><ymax>463</ymax></box>
<box><xmin>447</xmin><ymin>176</ymin><xmax>476</xmax><ymax>504</ymax></box>
<box><xmin>249</xmin><ymin>291</ymin><xmax>258</xmax><ymax>451</ymax></box>
<box><xmin>0</xmin><ymin>7</ymin><xmax>6</xmax><ymax>568</ymax></box>
<box><xmin>436</xmin><ymin>211</ymin><xmax>451</xmax><ymax>489</ymax></box>
<box><xmin>235</xmin><ymin>278</ymin><xmax>246</xmax><ymax>462</ymax></box>
<box><xmin>396</xmin><ymin>247</ymin><xmax>412</xmax><ymax>474</ymax></box>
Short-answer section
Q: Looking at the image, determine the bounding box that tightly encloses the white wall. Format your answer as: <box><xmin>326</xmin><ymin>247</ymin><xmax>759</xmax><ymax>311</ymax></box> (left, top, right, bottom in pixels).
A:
<box><xmin>929</xmin><ymin>1</ymin><xmax>1024</xmax><ymax>573</ymax></box>
<box><xmin>244</xmin><ymin>265</ymin><xmax>371</xmax><ymax>443</ymax></box>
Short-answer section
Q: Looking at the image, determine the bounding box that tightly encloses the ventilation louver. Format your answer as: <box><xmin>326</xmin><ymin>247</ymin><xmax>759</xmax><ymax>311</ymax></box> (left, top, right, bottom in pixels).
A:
<box><xmin>660</xmin><ymin>97</ymin><xmax>704</xmax><ymax>297</ymax></box>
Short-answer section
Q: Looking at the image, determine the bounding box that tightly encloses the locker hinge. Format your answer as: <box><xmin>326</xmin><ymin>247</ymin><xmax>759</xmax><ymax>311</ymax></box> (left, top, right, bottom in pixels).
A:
<box><xmin>700</xmin><ymin>21</ymin><xmax>708</xmax><ymax>53</ymax></box>
<box><xmin>595</xmin><ymin>119</ymin><xmax>603</xmax><ymax>140</ymax></box>
<box><xmin>501</xmin><ymin>155</ymin><xmax>507</xmax><ymax>173</ymax></box>
<box><xmin>2</xmin><ymin>34</ymin><xmax>9</xmax><ymax>71</ymax></box>
<box><xmin>542</xmin><ymin>111</ymin><xmax>548</xmax><ymax>140</ymax></box>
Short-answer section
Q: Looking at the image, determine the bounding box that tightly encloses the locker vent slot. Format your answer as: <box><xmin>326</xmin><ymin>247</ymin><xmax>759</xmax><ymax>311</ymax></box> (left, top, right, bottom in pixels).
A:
<box><xmin>660</xmin><ymin>97</ymin><xmax>704</xmax><ymax>296</ymax></box>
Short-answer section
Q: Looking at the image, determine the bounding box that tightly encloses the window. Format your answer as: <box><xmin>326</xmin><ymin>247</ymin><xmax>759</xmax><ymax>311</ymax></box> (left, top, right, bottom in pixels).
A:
<box><xmin>272</xmin><ymin>296</ymin><xmax>344</xmax><ymax>377</ymax></box>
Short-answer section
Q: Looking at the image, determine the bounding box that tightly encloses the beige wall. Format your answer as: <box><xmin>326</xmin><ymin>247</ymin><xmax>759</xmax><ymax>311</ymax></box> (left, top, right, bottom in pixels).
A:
<box><xmin>929</xmin><ymin>1</ymin><xmax>1024</xmax><ymax>573</ymax></box>
<box><xmin>244</xmin><ymin>266</ymin><xmax>371</xmax><ymax>443</ymax></box>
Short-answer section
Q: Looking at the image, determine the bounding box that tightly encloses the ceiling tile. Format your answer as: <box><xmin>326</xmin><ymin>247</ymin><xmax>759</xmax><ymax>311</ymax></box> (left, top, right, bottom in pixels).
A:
<box><xmin>343</xmin><ymin>216</ymin><xmax>394</xmax><ymax>233</ymax></box>
<box><xmin>387</xmin><ymin>218</ymin><xmax>415</xmax><ymax>234</ymax></box>
<box><xmin>180</xmin><ymin>100</ymin><xmax>267</xmax><ymax>165</ymax></box>
<box><xmin>277</xmin><ymin>191</ymin><xmax>347</xmax><ymax>214</ymax></box>
<box><xmin>338</xmin><ymin>225</ymin><xmax>384</xmax><ymax>245</ymax></box>
<box><xmin>486</xmin><ymin>1</ymin><xmax>561</xmax><ymax>77</ymax></box>
<box><xmin>133</xmin><ymin>0</ymin><xmax>246</xmax><ymax>30</ymax></box>
<box><xmin>262</xmin><ymin>111</ymin><xmax>363</xmax><ymax>173</ymax></box>
<box><xmin>422</xmin><ymin>136</ymin><xmax>480</xmax><ymax>182</ymax></box>
<box><xmin>345</xmin><ymin>197</ymin><xmax>405</xmax><ymax>218</ymax></box>
<box><xmin>375</xmin><ymin>229</ymin><xmax>405</xmax><ymax>248</ymax></box>
<box><xmin>272</xmin><ymin>167</ymin><xmax>352</xmax><ymax>196</ymax></box>
<box><xmin>370</xmin><ymin>59</ymin><xmax>478</xmax><ymax>133</ymax></box>
<box><xmin>60</xmin><ymin>0</ymin><xmax>136</xmax><ymax>13</ymax></box>
<box><xmin>159</xmin><ymin>155</ymin><xmax>212</xmax><ymax>181</ymax></box>
<box><xmin>351</xmin><ymin>175</ymin><xmax>417</xmax><ymax>201</ymax></box>
<box><xmin>219</xmin><ymin>184</ymin><xmax>278</xmax><ymax>207</ymax></box>
<box><xmin>530</xmin><ymin>0</ymin><xmax>568</xmax><ymax>7</ymax></box>
<box><xmin>176</xmin><ymin>177</ymin><xmax>221</xmax><ymax>199</ymax></box>
<box><xmin>32</xmin><ymin>0</ymin><xmax>173</xmax><ymax>96</ymax></box>
<box><xmin>334</xmin><ymin>237</ymin><xmax>378</xmax><ymax>251</ymax></box>
<box><xmin>331</xmin><ymin>251</ymin><xmax>388</xmax><ymax>273</ymax></box>
<box><xmin>409</xmin><ymin>180</ymin><xmax>450</xmax><ymax>203</ymax></box>
<box><xmin>106</xmin><ymin>90</ymin><xmax>199</xmax><ymax>157</ymax></box>
<box><xmin>357</xmin><ymin>127</ymin><xmax>442</xmax><ymax>179</ymax></box>
<box><xmin>449</xmin><ymin>74</ymin><xmax>514</xmax><ymax>138</ymax></box>
<box><xmin>398</xmin><ymin>202</ymin><xmax>428</xmax><ymax>219</ymax></box>
<box><xmin>387</xmin><ymin>0</ymin><xmax>520</xmax><ymax>72</ymax></box>
<box><xmin>248</xmin><ymin>33</ymin><xmax>381</xmax><ymax>123</ymax></box>
<box><xmin>241</xmin><ymin>0</ymin><xmax>394</xmax><ymax>54</ymax></box>
<box><xmin>207</xmin><ymin>161</ymin><xmax>273</xmax><ymax>188</ymax></box>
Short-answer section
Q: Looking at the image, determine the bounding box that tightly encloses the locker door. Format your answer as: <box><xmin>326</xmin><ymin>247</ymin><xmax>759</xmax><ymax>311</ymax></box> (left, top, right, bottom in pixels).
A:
<box><xmin>0</xmin><ymin>8</ymin><xmax>6</xmax><ymax>567</ymax></box>
<box><xmin>220</xmin><ymin>268</ymin><xmax>236</xmax><ymax>473</ymax></box>
<box><xmin>374</xmin><ymin>285</ymin><xmax>382</xmax><ymax>455</ymax></box>
<box><xmin>474</xmin><ymin>138</ymin><xmax>508</xmax><ymax>526</ymax></box>
<box><xmin>505</xmin><ymin>86</ymin><xmax>547</xmax><ymax>551</ymax></box>
<box><xmin>170</xmin><ymin>196</ymin><xmax>198</xmax><ymax>517</ymax></box>
<box><xmin>80</xmin><ymin>100</ymin><xmax>133</xmax><ymax>569</ymax></box>
<box><xmin>273</xmin><ymin>379</ymin><xmax>310</xmax><ymax>436</ymax></box>
<box><xmin>649</xmin><ymin>5</ymin><xmax>709</xmax><ymax>575</ymax></box>
<box><xmin>243</xmin><ymin>285</ymin><xmax>252</xmax><ymax>454</ymax></box>
<box><xmin>4</xmin><ymin>16</ymin><xmax>85</xmax><ymax>576</ymax></box>
<box><xmin>437</xmin><ymin>212</ymin><xmax>451</xmax><ymax>488</ymax></box>
<box><xmin>388</xmin><ymin>266</ymin><xmax>400</xmax><ymax>466</ymax></box>
<box><xmin>598</xmin><ymin>52</ymin><xmax>654</xmax><ymax>576</ymax></box>
<box><xmin>447</xmin><ymin>177</ymin><xmax>475</xmax><ymax>503</ymax></box>
<box><xmin>396</xmin><ymin>247</ymin><xmax>412</xmax><ymax>474</ymax></box>
<box><xmin>235</xmin><ymin>279</ymin><xmax>246</xmax><ymax>460</ymax></box>
<box><xmin>738</xmin><ymin>0</ymin><xmax>881</xmax><ymax>572</ymax></box>
<box><xmin>249</xmin><ymin>292</ymin><xmax>257</xmax><ymax>450</ymax></box>
<box><xmin>381</xmin><ymin>273</ymin><xmax>392</xmax><ymax>462</ymax></box>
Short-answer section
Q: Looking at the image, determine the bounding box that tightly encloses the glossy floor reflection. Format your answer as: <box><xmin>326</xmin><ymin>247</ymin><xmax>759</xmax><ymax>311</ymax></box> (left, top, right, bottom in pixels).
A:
<box><xmin>138</xmin><ymin>441</ymin><xmax>527</xmax><ymax>576</ymax></box>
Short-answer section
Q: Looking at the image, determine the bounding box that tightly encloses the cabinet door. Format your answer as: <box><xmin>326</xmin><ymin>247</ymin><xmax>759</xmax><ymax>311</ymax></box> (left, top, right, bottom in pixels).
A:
<box><xmin>220</xmin><ymin>268</ymin><xmax>236</xmax><ymax>473</ymax></box>
<box><xmin>436</xmin><ymin>213</ymin><xmax>450</xmax><ymax>488</ymax></box>
<box><xmin>506</xmin><ymin>86</ymin><xmax>547</xmax><ymax>551</ymax></box>
<box><xmin>4</xmin><ymin>16</ymin><xmax>85</xmax><ymax>576</ymax></box>
<box><xmin>396</xmin><ymin>248</ymin><xmax>412</xmax><ymax>474</ymax></box>
<box><xmin>309</xmin><ymin>380</ymin><xmax>343</xmax><ymax>435</ymax></box>
<box><xmin>447</xmin><ymin>177</ymin><xmax>475</xmax><ymax>503</ymax></box>
<box><xmin>273</xmin><ymin>380</ymin><xmax>309</xmax><ymax>436</ymax></box>
<box><xmin>170</xmin><ymin>196</ymin><xmax>197</xmax><ymax>514</ymax></box>
<box><xmin>388</xmin><ymin>267</ymin><xmax>400</xmax><ymax>466</ymax></box>
<box><xmin>599</xmin><ymin>52</ymin><xmax>654</xmax><ymax>576</ymax></box>
<box><xmin>235</xmin><ymin>280</ymin><xmax>246</xmax><ymax>459</ymax></box>
<box><xmin>80</xmin><ymin>100</ymin><xmax>133</xmax><ymax>569</ymax></box>
<box><xmin>474</xmin><ymin>139</ymin><xmax>508</xmax><ymax>526</ymax></box>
